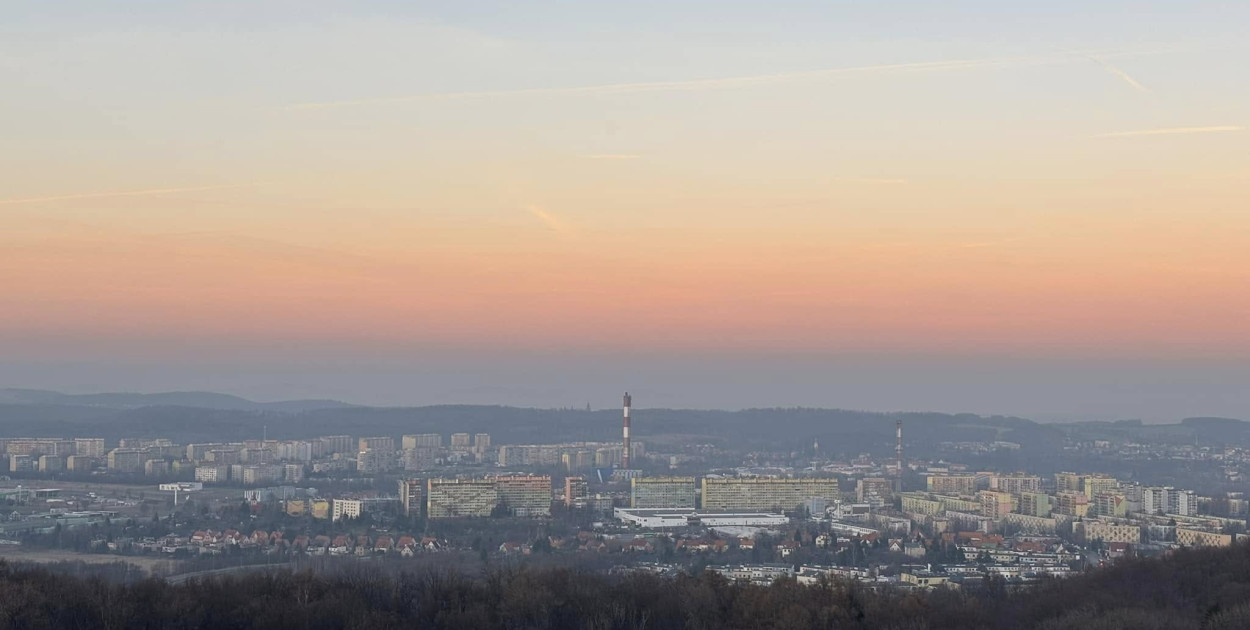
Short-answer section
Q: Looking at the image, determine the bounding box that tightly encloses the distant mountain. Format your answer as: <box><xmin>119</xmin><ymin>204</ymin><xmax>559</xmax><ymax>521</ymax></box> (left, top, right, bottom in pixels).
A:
<box><xmin>0</xmin><ymin>388</ymin><xmax>355</xmax><ymax>413</ymax></box>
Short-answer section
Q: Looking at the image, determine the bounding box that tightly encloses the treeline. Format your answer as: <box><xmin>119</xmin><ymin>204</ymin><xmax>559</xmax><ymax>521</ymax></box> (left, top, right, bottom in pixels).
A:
<box><xmin>6</xmin><ymin>542</ymin><xmax>1250</xmax><ymax>629</ymax></box>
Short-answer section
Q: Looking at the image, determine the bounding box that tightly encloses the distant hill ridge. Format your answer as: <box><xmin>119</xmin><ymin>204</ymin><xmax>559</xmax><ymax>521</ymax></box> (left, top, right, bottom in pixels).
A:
<box><xmin>0</xmin><ymin>388</ymin><xmax>355</xmax><ymax>413</ymax></box>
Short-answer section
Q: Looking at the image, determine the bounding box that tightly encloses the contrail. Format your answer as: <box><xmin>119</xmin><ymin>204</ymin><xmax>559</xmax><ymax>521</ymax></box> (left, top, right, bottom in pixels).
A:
<box><xmin>1096</xmin><ymin>126</ymin><xmax>1244</xmax><ymax>138</ymax></box>
<box><xmin>0</xmin><ymin>184</ymin><xmax>254</xmax><ymax>206</ymax></box>
<box><xmin>1081</xmin><ymin>53</ymin><xmax>1152</xmax><ymax>93</ymax></box>
<box><xmin>527</xmin><ymin>205</ymin><xmax>574</xmax><ymax>235</ymax></box>
<box><xmin>285</xmin><ymin>52</ymin><xmax>1126</xmax><ymax>111</ymax></box>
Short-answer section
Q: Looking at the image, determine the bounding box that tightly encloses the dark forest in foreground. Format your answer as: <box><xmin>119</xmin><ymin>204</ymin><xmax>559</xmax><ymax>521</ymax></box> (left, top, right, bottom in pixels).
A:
<box><xmin>5</xmin><ymin>544</ymin><xmax>1250</xmax><ymax>630</ymax></box>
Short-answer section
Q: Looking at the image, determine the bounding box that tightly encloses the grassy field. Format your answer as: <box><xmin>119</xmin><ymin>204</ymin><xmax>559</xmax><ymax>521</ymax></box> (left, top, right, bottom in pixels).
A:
<box><xmin>0</xmin><ymin>545</ymin><xmax>179</xmax><ymax>574</ymax></box>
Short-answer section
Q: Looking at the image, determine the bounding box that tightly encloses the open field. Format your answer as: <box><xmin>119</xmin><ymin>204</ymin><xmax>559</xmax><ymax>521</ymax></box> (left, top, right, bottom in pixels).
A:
<box><xmin>0</xmin><ymin>546</ymin><xmax>179</xmax><ymax>573</ymax></box>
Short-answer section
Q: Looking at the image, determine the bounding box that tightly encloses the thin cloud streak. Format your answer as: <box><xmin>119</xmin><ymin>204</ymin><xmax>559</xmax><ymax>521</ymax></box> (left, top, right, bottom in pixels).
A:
<box><xmin>0</xmin><ymin>184</ymin><xmax>256</xmax><ymax>206</ymax></box>
<box><xmin>1096</xmin><ymin>126</ymin><xmax>1244</xmax><ymax>138</ymax></box>
<box><xmin>1092</xmin><ymin>58</ymin><xmax>1152</xmax><ymax>93</ymax></box>
<box><xmin>1068</xmin><ymin>50</ymin><xmax>1153</xmax><ymax>94</ymax></box>
<box><xmin>526</xmin><ymin>205</ymin><xmax>575</xmax><ymax>236</ymax></box>
<box><xmin>833</xmin><ymin>177</ymin><xmax>908</xmax><ymax>185</ymax></box>
<box><xmin>285</xmin><ymin>48</ymin><xmax>1172</xmax><ymax>111</ymax></box>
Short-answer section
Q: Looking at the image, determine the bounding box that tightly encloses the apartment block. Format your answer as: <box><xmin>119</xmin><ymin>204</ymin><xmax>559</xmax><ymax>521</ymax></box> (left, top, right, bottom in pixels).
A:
<box><xmin>37</xmin><ymin>455</ymin><xmax>65</xmax><ymax>473</ymax></box>
<box><xmin>631</xmin><ymin>477</ymin><xmax>697</xmax><ymax>509</ymax></box>
<box><xmin>564</xmin><ymin>476</ymin><xmax>589</xmax><ymax>508</ymax></box>
<box><xmin>107</xmin><ymin>448</ymin><xmax>147</xmax><ymax>473</ymax></box>
<box><xmin>1078</xmin><ymin>520</ymin><xmax>1142</xmax><ymax>544</ymax></box>
<box><xmin>8</xmin><ymin>455</ymin><xmax>33</xmax><ymax>473</ymax></box>
<box><xmin>402</xmin><ymin>447</ymin><xmax>438</xmax><ymax>471</ymax></box>
<box><xmin>399</xmin><ymin>478</ymin><xmax>425</xmax><ymax>517</ymax></box>
<box><xmin>73</xmin><ymin>438</ymin><xmax>106</xmax><ymax>458</ymax></box>
<box><xmin>927</xmin><ymin>474</ymin><xmax>978</xmax><ymax>496</ymax></box>
<box><xmin>1017</xmin><ymin>491</ymin><xmax>1053</xmax><ymax>517</ymax></box>
<box><xmin>5</xmin><ymin>439</ymin><xmax>76</xmax><ymax>456</ymax></box>
<box><xmin>144</xmin><ymin>460</ymin><xmax>170</xmax><ymax>476</ymax></box>
<box><xmin>320</xmin><ymin>435</ymin><xmax>355</xmax><ymax>455</ymax></box>
<box><xmin>1055</xmin><ymin>492</ymin><xmax>1090</xmax><ymax>517</ymax></box>
<box><xmin>989</xmin><ymin>474</ymin><xmax>1043</xmax><ymax>496</ymax></box>
<box><xmin>207</xmin><ymin>449</ymin><xmax>241</xmax><ymax>465</ymax></box>
<box><xmin>401</xmin><ymin>434</ymin><xmax>442</xmax><ymax>450</ymax></box>
<box><xmin>700</xmin><ymin>477</ymin><xmax>839</xmax><ymax>512</ymax></box>
<box><xmin>1083</xmin><ymin>476</ymin><xmax>1119</xmax><ymax>500</ymax></box>
<box><xmin>195</xmin><ymin>465</ymin><xmax>230</xmax><ymax>483</ymax></box>
<box><xmin>283</xmin><ymin>464</ymin><xmax>305</xmax><ymax>483</ymax></box>
<box><xmin>900</xmin><ymin>492</ymin><xmax>943</xmax><ymax>516</ymax></box>
<box><xmin>499</xmin><ymin>445</ymin><xmax>562</xmax><ymax>467</ymax></box>
<box><xmin>562</xmin><ymin>450</ymin><xmax>593</xmax><ymax>472</ymax></box>
<box><xmin>1054</xmin><ymin>472</ymin><xmax>1083</xmax><ymax>495</ymax></box>
<box><xmin>66</xmin><ymin>455</ymin><xmax>94</xmax><ymax>473</ymax></box>
<box><xmin>978</xmin><ymin>490</ymin><xmax>1016</xmax><ymax>519</ymax></box>
<box><xmin>118</xmin><ymin>438</ymin><xmax>172</xmax><ymax>449</ymax></box>
<box><xmin>186</xmin><ymin>443</ymin><xmax>215</xmax><ymax>461</ymax></box>
<box><xmin>856</xmin><ymin>477</ymin><xmax>895</xmax><ymax>508</ymax></box>
<box><xmin>495</xmin><ymin>475</ymin><xmax>553</xmax><ymax>516</ymax></box>
<box><xmin>427</xmin><ymin>479</ymin><xmax>499</xmax><ymax>518</ymax></box>
<box><xmin>1143</xmin><ymin>487</ymin><xmax>1198</xmax><ymax>516</ymax></box>
<box><xmin>241</xmin><ymin>465</ymin><xmax>282</xmax><ymax>485</ymax></box>
<box><xmin>356</xmin><ymin>449</ymin><xmax>394</xmax><ymax>474</ymax></box>
<box><xmin>357</xmin><ymin>437</ymin><xmax>396</xmax><ymax>454</ymax></box>
<box><xmin>1176</xmin><ymin>528</ymin><xmax>1233</xmax><ymax>548</ymax></box>
<box><xmin>1092</xmin><ymin>493</ymin><xmax>1129</xmax><ymax>518</ymax></box>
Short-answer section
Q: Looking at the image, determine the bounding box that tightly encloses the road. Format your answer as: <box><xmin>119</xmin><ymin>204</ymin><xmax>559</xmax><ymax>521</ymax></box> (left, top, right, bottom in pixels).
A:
<box><xmin>165</xmin><ymin>562</ymin><xmax>294</xmax><ymax>584</ymax></box>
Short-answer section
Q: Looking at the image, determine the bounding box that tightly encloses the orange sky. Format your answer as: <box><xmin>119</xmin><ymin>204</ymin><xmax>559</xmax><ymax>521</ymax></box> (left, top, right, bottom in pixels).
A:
<box><xmin>2</xmin><ymin>2</ymin><xmax>1249</xmax><ymax>415</ymax></box>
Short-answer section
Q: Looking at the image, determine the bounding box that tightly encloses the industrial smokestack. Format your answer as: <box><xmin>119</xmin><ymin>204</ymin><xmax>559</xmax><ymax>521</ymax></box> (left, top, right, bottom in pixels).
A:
<box><xmin>622</xmin><ymin>392</ymin><xmax>632</xmax><ymax>470</ymax></box>
<box><xmin>896</xmin><ymin>419</ymin><xmax>903</xmax><ymax>476</ymax></box>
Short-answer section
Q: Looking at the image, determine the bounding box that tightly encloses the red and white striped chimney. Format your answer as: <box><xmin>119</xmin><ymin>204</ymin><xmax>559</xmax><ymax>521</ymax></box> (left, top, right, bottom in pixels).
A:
<box><xmin>622</xmin><ymin>392</ymin><xmax>632</xmax><ymax>470</ymax></box>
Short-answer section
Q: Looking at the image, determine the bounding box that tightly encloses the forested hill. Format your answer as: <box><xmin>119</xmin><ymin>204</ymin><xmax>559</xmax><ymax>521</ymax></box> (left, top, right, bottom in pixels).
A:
<box><xmin>0</xmin><ymin>396</ymin><xmax>1058</xmax><ymax>455</ymax></box>
<box><xmin>4</xmin><ymin>541</ymin><xmax>1250</xmax><ymax>628</ymax></box>
<box><xmin>0</xmin><ymin>389</ymin><xmax>1245</xmax><ymax>457</ymax></box>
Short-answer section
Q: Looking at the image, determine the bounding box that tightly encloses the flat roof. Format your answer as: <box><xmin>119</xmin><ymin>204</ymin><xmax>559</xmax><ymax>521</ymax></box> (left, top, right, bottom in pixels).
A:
<box><xmin>616</xmin><ymin>509</ymin><xmax>786</xmax><ymax>518</ymax></box>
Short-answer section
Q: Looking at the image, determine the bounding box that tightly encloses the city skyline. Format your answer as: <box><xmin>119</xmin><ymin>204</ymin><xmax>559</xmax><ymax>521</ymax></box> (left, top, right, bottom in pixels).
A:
<box><xmin>3</xmin><ymin>1</ymin><xmax>1249</xmax><ymax>420</ymax></box>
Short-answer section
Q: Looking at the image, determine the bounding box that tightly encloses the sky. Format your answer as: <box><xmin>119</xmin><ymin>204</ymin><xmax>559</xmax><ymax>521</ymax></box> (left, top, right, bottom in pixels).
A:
<box><xmin>1</xmin><ymin>1</ymin><xmax>1248</xmax><ymax>421</ymax></box>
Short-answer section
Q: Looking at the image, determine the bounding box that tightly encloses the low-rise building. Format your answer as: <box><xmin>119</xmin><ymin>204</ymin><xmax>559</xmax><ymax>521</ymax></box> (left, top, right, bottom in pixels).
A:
<box><xmin>1176</xmin><ymin>528</ymin><xmax>1233</xmax><ymax>548</ymax></box>
<box><xmin>900</xmin><ymin>571</ymin><xmax>950</xmax><ymax>588</ymax></box>
<box><xmin>615</xmin><ymin>508</ymin><xmax>789</xmax><ymax>529</ymax></box>
<box><xmin>332</xmin><ymin>499</ymin><xmax>363</xmax><ymax>521</ymax></box>
<box><xmin>1078</xmin><ymin>520</ymin><xmax>1142</xmax><ymax>544</ymax></box>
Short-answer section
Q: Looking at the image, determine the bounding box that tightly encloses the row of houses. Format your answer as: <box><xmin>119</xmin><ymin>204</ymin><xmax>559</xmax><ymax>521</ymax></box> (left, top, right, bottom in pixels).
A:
<box><xmin>94</xmin><ymin>530</ymin><xmax>449</xmax><ymax>557</ymax></box>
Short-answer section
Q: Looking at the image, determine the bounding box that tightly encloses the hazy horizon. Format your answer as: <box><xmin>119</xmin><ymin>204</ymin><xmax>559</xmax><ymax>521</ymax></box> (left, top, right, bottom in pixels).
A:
<box><xmin>4</xmin><ymin>353</ymin><xmax>1247</xmax><ymax>423</ymax></box>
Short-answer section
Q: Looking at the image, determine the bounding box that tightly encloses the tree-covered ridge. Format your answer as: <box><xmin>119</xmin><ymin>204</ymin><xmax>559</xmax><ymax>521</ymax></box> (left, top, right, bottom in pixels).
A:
<box><xmin>5</xmin><ymin>542</ymin><xmax>1250</xmax><ymax>629</ymax></box>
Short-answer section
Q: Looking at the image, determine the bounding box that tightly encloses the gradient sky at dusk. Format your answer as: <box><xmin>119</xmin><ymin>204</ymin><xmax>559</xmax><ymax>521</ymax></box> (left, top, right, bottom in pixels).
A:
<box><xmin>2</xmin><ymin>1</ymin><xmax>1248</xmax><ymax>420</ymax></box>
